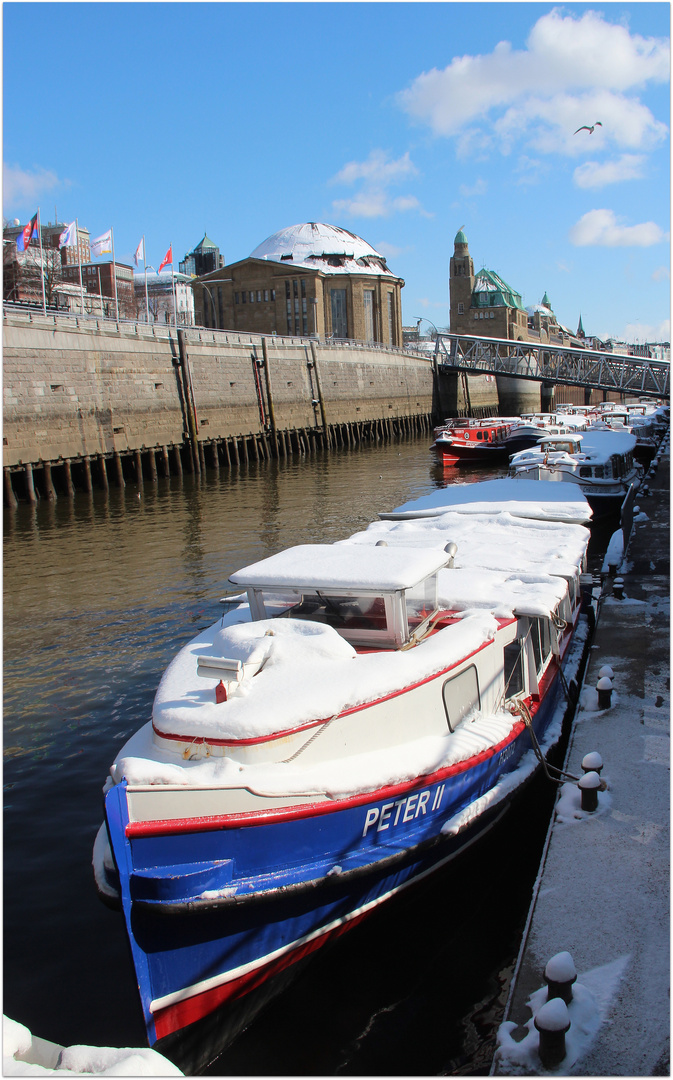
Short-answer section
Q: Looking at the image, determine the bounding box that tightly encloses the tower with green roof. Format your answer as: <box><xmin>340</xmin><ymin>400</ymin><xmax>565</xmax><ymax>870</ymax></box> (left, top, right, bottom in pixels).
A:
<box><xmin>449</xmin><ymin>228</ymin><xmax>474</xmax><ymax>332</ymax></box>
<box><xmin>180</xmin><ymin>233</ymin><xmax>224</xmax><ymax>277</ymax></box>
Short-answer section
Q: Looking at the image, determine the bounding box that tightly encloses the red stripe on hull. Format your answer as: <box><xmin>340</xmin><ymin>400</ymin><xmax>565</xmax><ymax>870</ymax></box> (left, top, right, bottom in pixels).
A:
<box><xmin>125</xmin><ymin>719</ymin><xmax>527</xmax><ymax>837</ymax></box>
<box><xmin>151</xmin><ymin>909</ymin><xmax>370</xmax><ymax>1041</ymax></box>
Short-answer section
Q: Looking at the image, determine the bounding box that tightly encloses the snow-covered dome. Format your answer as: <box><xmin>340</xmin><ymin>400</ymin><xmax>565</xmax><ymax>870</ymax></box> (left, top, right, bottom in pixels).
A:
<box><xmin>249</xmin><ymin>222</ymin><xmax>395</xmax><ymax>277</ymax></box>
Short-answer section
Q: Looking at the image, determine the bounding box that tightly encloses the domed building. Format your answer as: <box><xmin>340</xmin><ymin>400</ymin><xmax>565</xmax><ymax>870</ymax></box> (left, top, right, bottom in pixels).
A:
<box><xmin>192</xmin><ymin>222</ymin><xmax>404</xmax><ymax>344</ymax></box>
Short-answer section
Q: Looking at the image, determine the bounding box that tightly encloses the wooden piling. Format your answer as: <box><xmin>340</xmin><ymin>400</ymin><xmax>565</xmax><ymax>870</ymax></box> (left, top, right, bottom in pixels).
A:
<box><xmin>261</xmin><ymin>337</ymin><xmax>279</xmax><ymax>458</ymax></box>
<box><xmin>99</xmin><ymin>455</ymin><xmax>109</xmax><ymax>493</ymax></box>
<box><xmin>43</xmin><ymin>461</ymin><xmax>57</xmax><ymax>500</ymax></box>
<box><xmin>24</xmin><ymin>463</ymin><xmax>37</xmax><ymax>502</ymax></box>
<box><xmin>4</xmin><ymin>468</ymin><xmax>17</xmax><ymax>509</ymax></box>
<box><xmin>82</xmin><ymin>456</ymin><xmax>93</xmax><ymax>493</ymax></box>
<box><xmin>148</xmin><ymin>449</ymin><xmax>158</xmax><ymax>482</ymax></box>
<box><xmin>135</xmin><ymin>450</ymin><xmax>143</xmax><ymax>485</ymax></box>
<box><xmin>172</xmin><ymin>445</ymin><xmax>183</xmax><ymax>476</ymax></box>
<box><xmin>161</xmin><ymin>445</ymin><xmax>170</xmax><ymax>477</ymax></box>
<box><xmin>114</xmin><ymin>452</ymin><xmax>125</xmax><ymax>488</ymax></box>
<box><xmin>210</xmin><ymin>441</ymin><xmax>220</xmax><ymax>470</ymax></box>
<box><xmin>63</xmin><ymin>459</ymin><xmax>75</xmax><ymax>498</ymax></box>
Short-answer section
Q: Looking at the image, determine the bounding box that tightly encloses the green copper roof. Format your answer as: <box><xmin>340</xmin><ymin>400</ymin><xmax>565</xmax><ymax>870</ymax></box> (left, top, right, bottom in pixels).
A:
<box><xmin>542</xmin><ymin>291</ymin><xmax>551</xmax><ymax>308</ymax></box>
<box><xmin>472</xmin><ymin>269</ymin><xmax>526</xmax><ymax>311</ymax></box>
<box><xmin>195</xmin><ymin>233</ymin><xmax>218</xmax><ymax>251</ymax></box>
<box><xmin>454</xmin><ymin>228</ymin><xmax>468</xmax><ymax>245</ymax></box>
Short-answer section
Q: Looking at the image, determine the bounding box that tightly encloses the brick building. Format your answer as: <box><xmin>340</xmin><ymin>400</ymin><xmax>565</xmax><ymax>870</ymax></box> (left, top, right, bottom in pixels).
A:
<box><xmin>192</xmin><ymin>222</ymin><xmax>405</xmax><ymax>345</ymax></box>
<box><xmin>3</xmin><ymin>218</ymin><xmax>91</xmax><ymax>306</ymax></box>
<box><xmin>62</xmin><ymin>260</ymin><xmax>135</xmax><ymax>318</ymax></box>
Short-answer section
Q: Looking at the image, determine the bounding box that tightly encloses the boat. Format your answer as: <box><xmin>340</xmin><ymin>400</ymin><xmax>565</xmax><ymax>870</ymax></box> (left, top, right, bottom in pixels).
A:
<box><xmin>431</xmin><ymin>417</ymin><xmax>513</xmax><ymax>465</ymax></box>
<box><xmin>93</xmin><ymin>479</ymin><xmax>592</xmax><ymax>1069</ymax></box>
<box><xmin>509</xmin><ymin>429</ymin><xmax>641</xmax><ymax>518</ymax></box>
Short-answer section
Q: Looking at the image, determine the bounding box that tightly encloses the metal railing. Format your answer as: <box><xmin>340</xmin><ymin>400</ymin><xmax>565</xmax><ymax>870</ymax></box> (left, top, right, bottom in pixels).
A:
<box><xmin>434</xmin><ymin>332</ymin><xmax>669</xmax><ymax>400</ymax></box>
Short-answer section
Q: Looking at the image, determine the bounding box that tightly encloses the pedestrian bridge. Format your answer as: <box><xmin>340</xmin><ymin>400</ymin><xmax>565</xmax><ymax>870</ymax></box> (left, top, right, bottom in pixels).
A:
<box><xmin>434</xmin><ymin>332</ymin><xmax>669</xmax><ymax>400</ymax></box>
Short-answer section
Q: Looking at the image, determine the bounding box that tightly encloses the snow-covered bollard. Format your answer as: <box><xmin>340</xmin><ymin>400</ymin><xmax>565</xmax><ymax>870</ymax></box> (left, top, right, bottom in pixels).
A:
<box><xmin>581</xmin><ymin>751</ymin><xmax>603</xmax><ymax>776</ymax></box>
<box><xmin>534</xmin><ymin>998</ymin><xmax>571</xmax><ymax>1069</ymax></box>
<box><xmin>641</xmin><ymin>483</ymin><xmax>651</xmax><ymax>496</ymax></box>
<box><xmin>596</xmin><ymin>676</ymin><xmax>613</xmax><ymax>709</ymax></box>
<box><xmin>544</xmin><ymin>951</ymin><xmax>577</xmax><ymax>1004</ymax></box>
<box><xmin>578</xmin><ymin>770</ymin><xmax>601</xmax><ymax>812</ymax></box>
<box><xmin>598</xmin><ymin>665</ymin><xmax>614</xmax><ymax>681</ymax></box>
<box><xmin>612</xmin><ymin>577</ymin><xmax>624</xmax><ymax>600</ymax></box>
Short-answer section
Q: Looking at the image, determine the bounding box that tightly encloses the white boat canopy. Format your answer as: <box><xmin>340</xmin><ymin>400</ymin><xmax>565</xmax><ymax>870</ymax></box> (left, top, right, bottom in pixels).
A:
<box><xmin>229</xmin><ymin>543</ymin><xmax>452</xmax><ymax>593</ymax></box>
<box><xmin>380</xmin><ymin>478</ymin><xmax>592</xmax><ymax>525</ymax></box>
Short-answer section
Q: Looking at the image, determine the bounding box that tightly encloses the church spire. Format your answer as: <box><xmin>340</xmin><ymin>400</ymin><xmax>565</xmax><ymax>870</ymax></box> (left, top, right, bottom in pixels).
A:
<box><xmin>577</xmin><ymin>313</ymin><xmax>585</xmax><ymax>337</ymax></box>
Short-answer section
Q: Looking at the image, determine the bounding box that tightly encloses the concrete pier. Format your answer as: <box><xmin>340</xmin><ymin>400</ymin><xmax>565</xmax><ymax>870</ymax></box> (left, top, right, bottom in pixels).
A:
<box><xmin>493</xmin><ymin>436</ymin><xmax>670</xmax><ymax>1076</ymax></box>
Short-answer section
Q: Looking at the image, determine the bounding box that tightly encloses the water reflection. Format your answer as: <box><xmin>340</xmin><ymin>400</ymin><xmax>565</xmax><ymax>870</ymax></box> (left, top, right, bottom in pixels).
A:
<box><xmin>3</xmin><ymin>435</ymin><xmax>507</xmax><ymax>1055</ymax></box>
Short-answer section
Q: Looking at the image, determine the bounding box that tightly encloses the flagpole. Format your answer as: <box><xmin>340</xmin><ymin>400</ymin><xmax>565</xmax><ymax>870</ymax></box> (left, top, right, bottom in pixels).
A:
<box><xmin>111</xmin><ymin>227</ymin><xmax>119</xmax><ymax>321</ymax></box>
<box><xmin>143</xmin><ymin>236</ymin><xmax>149</xmax><ymax>322</ymax></box>
<box><xmin>76</xmin><ymin>218</ymin><xmax>84</xmax><ymax>315</ymax></box>
<box><xmin>37</xmin><ymin>207</ymin><xmax>47</xmax><ymax>314</ymax></box>
<box><xmin>171</xmin><ymin>256</ymin><xmax>178</xmax><ymax>328</ymax></box>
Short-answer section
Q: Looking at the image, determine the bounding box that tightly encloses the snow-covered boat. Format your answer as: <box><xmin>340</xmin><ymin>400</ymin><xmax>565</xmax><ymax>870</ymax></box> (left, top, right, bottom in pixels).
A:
<box><xmin>432</xmin><ymin>418</ymin><xmax>513</xmax><ymax>465</ymax></box>
<box><xmin>94</xmin><ymin>479</ymin><xmax>591</xmax><ymax>1067</ymax></box>
<box><xmin>509</xmin><ymin>429</ymin><xmax>641</xmax><ymax>518</ymax></box>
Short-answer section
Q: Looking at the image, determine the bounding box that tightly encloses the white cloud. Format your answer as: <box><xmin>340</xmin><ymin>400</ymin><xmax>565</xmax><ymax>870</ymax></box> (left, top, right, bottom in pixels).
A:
<box><xmin>332</xmin><ymin>150</ymin><xmax>417</xmax><ymax>187</ymax></box>
<box><xmin>397</xmin><ymin>9</ymin><xmax>669</xmax><ymax>156</ymax></box>
<box><xmin>622</xmin><ymin>318</ymin><xmax>670</xmax><ymax>342</ymax></box>
<box><xmin>574</xmin><ymin>154</ymin><xmax>647</xmax><ymax>189</ymax></box>
<box><xmin>331</xmin><ymin>149</ymin><xmax>426</xmax><ymax>219</ymax></box>
<box><xmin>569</xmin><ymin>209</ymin><xmax>666</xmax><ymax>247</ymax></box>
<box><xmin>332</xmin><ymin>192</ymin><xmax>422</xmax><ymax>219</ymax></box>
<box><xmin>374</xmin><ymin>240</ymin><xmax>403</xmax><ymax>259</ymax></box>
<box><xmin>459</xmin><ymin>178</ymin><xmax>487</xmax><ymax>198</ymax></box>
<box><xmin>651</xmin><ymin>265</ymin><xmax>670</xmax><ymax>282</ymax></box>
<box><xmin>3</xmin><ymin>162</ymin><xmax>61</xmax><ymax>210</ymax></box>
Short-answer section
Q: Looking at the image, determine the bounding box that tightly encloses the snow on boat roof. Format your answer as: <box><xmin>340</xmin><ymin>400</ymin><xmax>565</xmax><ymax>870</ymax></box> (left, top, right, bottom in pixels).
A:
<box><xmin>541</xmin><ymin>430</ymin><xmax>637</xmax><ymax>456</ymax></box>
<box><xmin>380</xmin><ymin>478</ymin><xmax>592</xmax><ymax>524</ymax></box>
<box><xmin>229</xmin><ymin>543</ymin><xmax>451</xmax><ymax>592</ymax></box>
<box><xmin>342</xmin><ymin>509</ymin><xmax>589</xmax><ymax>581</ymax></box>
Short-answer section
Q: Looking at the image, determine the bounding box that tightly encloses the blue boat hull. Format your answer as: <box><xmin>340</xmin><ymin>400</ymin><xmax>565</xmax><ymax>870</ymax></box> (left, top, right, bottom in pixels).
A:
<box><xmin>104</xmin><ymin>672</ymin><xmax>565</xmax><ymax>1056</ymax></box>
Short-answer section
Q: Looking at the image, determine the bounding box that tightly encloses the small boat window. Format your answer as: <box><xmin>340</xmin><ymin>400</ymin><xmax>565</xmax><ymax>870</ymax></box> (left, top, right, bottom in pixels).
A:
<box><xmin>594</xmin><ymin>465</ymin><xmax>605</xmax><ymax>479</ymax></box>
<box><xmin>503</xmin><ymin>640</ymin><xmax>525</xmax><ymax>699</ymax></box>
<box><xmin>529</xmin><ymin>617</ymin><xmax>552</xmax><ymax>674</ymax></box>
<box><xmin>259</xmin><ymin>589</ymin><xmax>388</xmax><ymax>632</ymax></box>
<box><xmin>476</xmin><ymin>431</ymin><xmax>483</xmax><ymax>440</ymax></box>
<box><xmin>405</xmin><ymin>576</ymin><xmax>438</xmax><ymax>630</ymax></box>
<box><xmin>442</xmin><ymin>664</ymin><xmax>480</xmax><ymax>732</ymax></box>
<box><xmin>579</xmin><ymin>466</ymin><xmax>592</xmax><ymax>477</ymax></box>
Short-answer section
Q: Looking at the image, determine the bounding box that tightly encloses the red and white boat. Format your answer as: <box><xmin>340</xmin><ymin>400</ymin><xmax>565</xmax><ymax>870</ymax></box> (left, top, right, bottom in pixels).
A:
<box><xmin>432</xmin><ymin>418</ymin><xmax>514</xmax><ymax>466</ymax></box>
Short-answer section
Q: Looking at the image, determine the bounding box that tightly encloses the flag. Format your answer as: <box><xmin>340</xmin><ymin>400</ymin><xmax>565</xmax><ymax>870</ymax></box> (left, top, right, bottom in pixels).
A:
<box><xmin>59</xmin><ymin>221</ymin><xmax>77</xmax><ymax>248</ymax></box>
<box><xmin>134</xmin><ymin>237</ymin><xmax>145</xmax><ymax>266</ymax></box>
<box><xmin>158</xmin><ymin>245</ymin><xmax>173</xmax><ymax>274</ymax></box>
<box><xmin>16</xmin><ymin>212</ymin><xmax>38</xmax><ymax>252</ymax></box>
<box><xmin>91</xmin><ymin>229</ymin><xmax>112</xmax><ymax>257</ymax></box>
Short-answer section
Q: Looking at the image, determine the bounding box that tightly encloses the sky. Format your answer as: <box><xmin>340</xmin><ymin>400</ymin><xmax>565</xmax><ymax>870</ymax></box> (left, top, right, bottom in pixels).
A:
<box><xmin>3</xmin><ymin>2</ymin><xmax>670</xmax><ymax>344</ymax></box>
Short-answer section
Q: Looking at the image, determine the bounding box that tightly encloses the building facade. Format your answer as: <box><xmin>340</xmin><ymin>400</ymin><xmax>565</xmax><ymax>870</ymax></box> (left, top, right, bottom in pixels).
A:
<box><xmin>192</xmin><ymin>222</ymin><xmax>405</xmax><ymax>345</ymax></box>
<box><xmin>134</xmin><ymin>270</ymin><xmax>195</xmax><ymax>325</ymax></box>
<box><xmin>62</xmin><ymin>260</ymin><xmax>135</xmax><ymax>318</ymax></box>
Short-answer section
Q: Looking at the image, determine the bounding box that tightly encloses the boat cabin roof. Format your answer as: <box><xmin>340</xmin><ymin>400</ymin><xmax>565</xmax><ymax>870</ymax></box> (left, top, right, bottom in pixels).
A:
<box><xmin>229</xmin><ymin>543</ymin><xmax>451</xmax><ymax>593</ymax></box>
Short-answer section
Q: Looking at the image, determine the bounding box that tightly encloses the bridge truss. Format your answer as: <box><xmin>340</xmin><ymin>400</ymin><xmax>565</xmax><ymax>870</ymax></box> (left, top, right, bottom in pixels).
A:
<box><xmin>434</xmin><ymin>333</ymin><xmax>669</xmax><ymax>400</ymax></box>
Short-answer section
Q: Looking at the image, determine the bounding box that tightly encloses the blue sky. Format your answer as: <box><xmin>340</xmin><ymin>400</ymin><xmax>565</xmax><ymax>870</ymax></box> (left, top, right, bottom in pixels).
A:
<box><xmin>3</xmin><ymin>2</ymin><xmax>670</xmax><ymax>343</ymax></box>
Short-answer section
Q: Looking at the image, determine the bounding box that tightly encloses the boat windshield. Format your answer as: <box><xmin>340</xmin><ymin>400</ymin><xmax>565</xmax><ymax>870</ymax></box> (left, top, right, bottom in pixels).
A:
<box><xmin>259</xmin><ymin>589</ymin><xmax>389</xmax><ymax>632</ymax></box>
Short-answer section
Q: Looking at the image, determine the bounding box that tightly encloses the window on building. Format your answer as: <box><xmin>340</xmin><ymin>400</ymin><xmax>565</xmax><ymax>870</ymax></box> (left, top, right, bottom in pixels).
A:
<box><xmin>301</xmin><ymin>279</ymin><xmax>306</xmax><ymax>299</ymax></box>
<box><xmin>242</xmin><ymin>291</ymin><xmax>246</xmax><ymax>302</ymax></box>
<box><xmin>234</xmin><ymin>293</ymin><xmax>239</xmax><ymax>304</ymax></box>
<box><xmin>218</xmin><ymin>287</ymin><xmax>223</xmax><ymax>327</ymax></box>
<box><xmin>330</xmin><ymin>289</ymin><xmax>348</xmax><ymax>339</ymax></box>
<box><xmin>363</xmin><ymin>289</ymin><xmax>375</xmax><ymax>343</ymax></box>
<box><xmin>293</xmin><ymin>279</ymin><xmax>298</xmax><ymax>298</ymax></box>
<box><xmin>387</xmin><ymin>293</ymin><xmax>394</xmax><ymax>344</ymax></box>
<box><xmin>250</xmin><ymin>291</ymin><xmax>255</xmax><ymax>303</ymax></box>
<box><xmin>285</xmin><ymin>280</ymin><xmax>290</xmax><ymax>299</ymax></box>
<box><xmin>271</xmin><ymin>289</ymin><xmax>275</xmax><ymax>301</ymax></box>
<box><xmin>257</xmin><ymin>291</ymin><xmax>262</xmax><ymax>302</ymax></box>
<box><xmin>264</xmin><ymin>290</ymin><xmax>269</xmax><ymax>301</ymax></box>
<box><xmin>457</xmin><ymin>302</ymin><xmax>464</xmax><ymax>315</ymax></box>
<box><xmin>286</xmin><ymin>299</ymin><xmax>292</xmax><ymax>334</ymax></box>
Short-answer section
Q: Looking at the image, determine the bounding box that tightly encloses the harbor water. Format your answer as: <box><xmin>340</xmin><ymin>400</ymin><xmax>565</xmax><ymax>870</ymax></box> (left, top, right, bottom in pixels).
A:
<box><xmin>4</xmin><ymin>436</ymin><xmax>569</xmax><ymax>1074</ymax></box>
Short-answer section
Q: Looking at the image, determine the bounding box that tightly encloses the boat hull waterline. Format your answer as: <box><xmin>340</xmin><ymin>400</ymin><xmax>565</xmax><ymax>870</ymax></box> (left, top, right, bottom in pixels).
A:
<box><xmin>105</xmin><ymin>673</ymin><xmax>564</xmax><ymax>1047</ymax></box>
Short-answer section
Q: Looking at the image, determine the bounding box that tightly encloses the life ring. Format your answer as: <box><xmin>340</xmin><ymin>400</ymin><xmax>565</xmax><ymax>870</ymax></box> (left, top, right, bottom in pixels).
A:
<box><xmin>464</xmin><ymin>432</ymin><xmax>470</xmax><ymax>439</ymax></box>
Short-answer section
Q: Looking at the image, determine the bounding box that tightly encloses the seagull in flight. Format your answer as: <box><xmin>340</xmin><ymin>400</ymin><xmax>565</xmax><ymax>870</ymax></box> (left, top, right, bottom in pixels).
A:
<box><xmin>574</xmin><ymin>122</ymin><xmax>602</xmax><ymax>134</ymax></box>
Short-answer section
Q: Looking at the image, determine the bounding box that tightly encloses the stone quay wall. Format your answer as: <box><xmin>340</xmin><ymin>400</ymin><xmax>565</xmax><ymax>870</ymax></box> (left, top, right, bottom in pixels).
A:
<box><xmin>5</xmin><ymin>314</ymin><xmax>502</xmax><ymax>498</ymax></box>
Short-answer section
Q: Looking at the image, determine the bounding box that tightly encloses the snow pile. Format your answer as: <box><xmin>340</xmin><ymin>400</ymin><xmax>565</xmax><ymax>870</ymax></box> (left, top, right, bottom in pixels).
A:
<box><xmin>381</xmin><ymin>478</ymin><xmax>592</xmax><ymax>524</ymax></box>
<box><xmin>2</xmin><ymin>1015</ymin><xmax>182</xmax><ymax>1076</ymax></box>
<box><xmin>113</xmin><ymin>707</ymin><xmax>517</xmax><ymax>794</ymax></box>
<box><xmin>147</xmin><ymin>610</ymin><xmax>498</xmax><ymax>742</ymax></box>
<box><xmin>495</xmin><ymin>954</ymin><xmax>630</xmax><ymax>1074</ymax></box>
<box><xmin>554</xmin><ymin>779</ymin><xmax>613</xmax><ymax>823</ymax></box>
<box><xmin>344</xmin><ymin>508</ymin><xmax>589</xmax><ymax>580</ymax></box>
<box><xmin>601</xmin><ymin>529</ymin><xmax>624</xmax><ymax>573</ymax></box>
